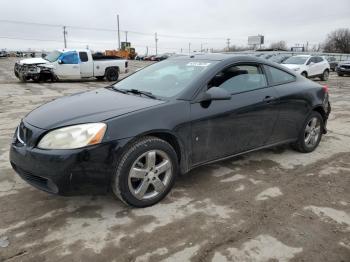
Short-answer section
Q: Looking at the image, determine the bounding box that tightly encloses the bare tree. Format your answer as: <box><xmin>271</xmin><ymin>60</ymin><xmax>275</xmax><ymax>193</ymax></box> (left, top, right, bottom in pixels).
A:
<box><xmin>323</xmin><ymin>28</ymin><xmax>350</xmax><ymax>53</ymax></box>
<box><xmin>269</xmin><ymin>41</ymin><xmax>287</xmax><ymax>50</ymax></box>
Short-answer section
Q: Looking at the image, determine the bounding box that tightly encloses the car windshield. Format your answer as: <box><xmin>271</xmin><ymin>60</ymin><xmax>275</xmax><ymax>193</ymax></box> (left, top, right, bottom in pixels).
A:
<box><xmin>44</xmin><ymin>50</ymin><xmax>62</xmax><ymax>62</ymax></box>
<box><xmin>113</xmin><ymin>59</ymin><xmax>216</xmax><ymax>98</ymax></box>
<box><xmin>282</xmin><ymin>56</ymin><xmax>308</xmax><ymax>65</ymax></box>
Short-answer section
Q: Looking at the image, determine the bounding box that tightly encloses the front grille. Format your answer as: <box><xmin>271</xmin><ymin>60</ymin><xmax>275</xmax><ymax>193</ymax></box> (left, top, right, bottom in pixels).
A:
<box><xmin>11</xmin><ymin>163</ymin><xmax>57</xmax><ymax>193</ymax></box>
<box><xmin>341</xmin><ymin>65</ymin><xmax>350</xmax><ymax>69</ymax></box>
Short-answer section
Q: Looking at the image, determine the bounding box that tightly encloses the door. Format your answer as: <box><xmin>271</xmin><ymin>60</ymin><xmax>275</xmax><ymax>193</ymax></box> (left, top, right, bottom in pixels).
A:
<box><xmin>190</xmin><ymin>63</ymin><xmax>279</xmax><ymax>165</ymax></box>
<box><xmin>55</xmin><ymin>51</ymin><xmax>80</xmax><ymax>79</ymax></box>
<box><xmin>306</xmin><ymin>57</ymin><xmax>318</xmax><ymax>76</ymax></box>
<box><xmin>79</xmin><ymin>51</ymin><xmax>93</xmax><ymax>78</ymax></box>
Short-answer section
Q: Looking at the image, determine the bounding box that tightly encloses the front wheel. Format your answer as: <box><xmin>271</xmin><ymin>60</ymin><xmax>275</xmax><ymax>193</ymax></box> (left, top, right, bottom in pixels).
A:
<box><xmin>292</xmin><ymin>111</ymin><xmax>324</xmax><ymax>153</ymax></box>
<box><xmin>112</xmin><ymin>137</ymin><xmax>178</xmax><ymax>207</ymax></box>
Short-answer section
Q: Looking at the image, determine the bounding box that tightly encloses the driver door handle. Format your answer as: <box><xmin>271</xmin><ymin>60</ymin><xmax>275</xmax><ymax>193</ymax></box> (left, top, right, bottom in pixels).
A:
<box><xmin>263</xmin><ymin>96</ymin><xmax>275</xmax><ymax>103</ymax></box>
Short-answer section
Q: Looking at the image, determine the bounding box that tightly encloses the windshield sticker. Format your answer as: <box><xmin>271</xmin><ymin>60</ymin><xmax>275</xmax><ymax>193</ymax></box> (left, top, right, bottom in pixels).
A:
<box><xmin>186</xmin><ymin>62</ymin><xmax>211</xmax><ymax>67</ymax></box>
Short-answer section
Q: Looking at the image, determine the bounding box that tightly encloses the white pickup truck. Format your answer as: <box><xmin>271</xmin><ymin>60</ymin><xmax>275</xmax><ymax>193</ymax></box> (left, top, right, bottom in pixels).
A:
<box><xmin>14</xmin><ymin>49</ymin><xmax>128</xmax><ymax>82</ymax></box>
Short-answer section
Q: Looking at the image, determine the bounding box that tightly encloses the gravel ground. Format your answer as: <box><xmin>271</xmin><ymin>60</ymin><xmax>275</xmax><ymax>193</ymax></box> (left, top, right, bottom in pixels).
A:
<box><xmin>0</xmin><ymin>57</ymin><xmax>349</xmax><ymax>262</ymax></box>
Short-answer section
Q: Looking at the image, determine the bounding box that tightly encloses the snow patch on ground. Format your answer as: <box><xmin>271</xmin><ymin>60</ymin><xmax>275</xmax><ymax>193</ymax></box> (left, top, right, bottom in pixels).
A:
<box><xmin>304</xmin><ymin>206</ymin><xmax>350</xmax><ymax>231</ymax></box>
<box><xmin>212</xmin><ymin>234</ymin><xmax>302</xmax><ymax>262</ymax></box>
<box><xmin>255</xmin><ymin>187</ymin><xmax>282</xmax><ymax>201</ymax></box>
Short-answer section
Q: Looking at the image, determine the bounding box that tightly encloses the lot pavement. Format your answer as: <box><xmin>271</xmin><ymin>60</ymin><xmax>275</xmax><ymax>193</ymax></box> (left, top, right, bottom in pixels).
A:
<box><xmin>0</xmin><ymin>57</ymin><xmax>350</xmax><ymax>262</ymax></box>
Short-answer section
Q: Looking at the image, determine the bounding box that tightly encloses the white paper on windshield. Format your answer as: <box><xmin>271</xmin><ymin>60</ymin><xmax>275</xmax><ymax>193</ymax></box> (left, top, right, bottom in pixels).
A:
<box><xmin>186</xmin><ymin>62</ymin><xmax>211</xmax><ymax>67</ymax></box>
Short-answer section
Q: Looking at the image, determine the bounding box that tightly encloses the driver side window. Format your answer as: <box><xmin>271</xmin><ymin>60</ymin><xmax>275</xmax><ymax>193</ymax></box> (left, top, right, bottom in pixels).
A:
<box><xmin>209</xmin><ymin>64</ymin><xmax>267</xmax><ymax>94</ymax></box>
<box><xmin>60</xmin><ymin>52</ymin><xmax>79</xmax><ymax>64</ymax></box>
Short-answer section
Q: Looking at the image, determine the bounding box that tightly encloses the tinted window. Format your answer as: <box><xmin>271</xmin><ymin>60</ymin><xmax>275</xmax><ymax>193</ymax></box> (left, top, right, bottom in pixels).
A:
<box><xmin>315</xmin><ymin>57</ymin><xmax>323</xmax><ymax>63</ymax></box>
<box><xmin>60</xmin><ymin>52</ymin><xmax>79</xmax><ymax>64</ymax></box>
<box><xmin>265</xmin><ymin>65</ymin><xmax>295</xmax><ymax>85</ymax></box>
<box><xmin>210</xmin><ymin>64</ymin><xmax>267</xmax><ymax>94</ymax></box>
<box><xmin>79</xmin><ymin>52</ymin><xmax>88</xmax><ymax>62</ymax></box>
<box><xmin>308</xmin><ymin>57</ymin><xmax>318</xmax><ymax>64</ymax></box>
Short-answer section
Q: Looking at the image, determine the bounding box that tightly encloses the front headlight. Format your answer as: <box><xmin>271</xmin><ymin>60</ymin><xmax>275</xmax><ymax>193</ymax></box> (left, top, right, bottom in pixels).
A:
<box><xmin>293</xmin><ymin>67</ymin><xmax>300</xmax><ymax>71</ymax></box>
<box><xmin>38</xmin><ymin>123</ymin><xmax>107</xmax><ymax>149</ymax></box>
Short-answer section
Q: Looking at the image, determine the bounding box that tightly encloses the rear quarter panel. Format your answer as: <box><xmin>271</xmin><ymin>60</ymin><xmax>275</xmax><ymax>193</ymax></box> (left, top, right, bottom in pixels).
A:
<box><xmin>269</xmin><ymin>78</ymin><xmax>324</xmax><ymax>143</ymax></box>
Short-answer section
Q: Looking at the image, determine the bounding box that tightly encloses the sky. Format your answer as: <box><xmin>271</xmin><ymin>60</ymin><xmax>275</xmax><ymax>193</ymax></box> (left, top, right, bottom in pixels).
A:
<box><xmin>0</xmin><ymin>0</ymin><xmax>349</xmax><ymax>54</ymax></box>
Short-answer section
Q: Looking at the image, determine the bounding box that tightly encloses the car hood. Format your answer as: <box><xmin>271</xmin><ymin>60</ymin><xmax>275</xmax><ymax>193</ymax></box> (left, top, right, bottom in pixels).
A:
<box><xmin>24</xmin><ymin>88</ymin><xmax>165</xmax><ymax>130</ymax></box>
<box><xmin>339</xmin><ymin>61</ymin><xmax>350</xmax><ymax>66</ymax></box>
<box><xmin>19</xmin><ymin>58</ymin><xmax>48</xmax><ymax>65</ymax></box>
<box><xmin>282</xmin><ymin>64</ymin><xmax>303</xmax><ymax>70</ymax></box>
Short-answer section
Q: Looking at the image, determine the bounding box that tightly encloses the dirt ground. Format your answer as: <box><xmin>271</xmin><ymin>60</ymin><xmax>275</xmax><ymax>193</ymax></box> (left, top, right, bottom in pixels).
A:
<box><xmin>0</xmin><ymin>57</ymin><xmax>349</xmax><ymax>262</ymax></box>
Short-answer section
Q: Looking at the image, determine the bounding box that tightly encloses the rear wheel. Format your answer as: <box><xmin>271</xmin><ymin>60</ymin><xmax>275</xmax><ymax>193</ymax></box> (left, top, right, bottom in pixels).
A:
<box><xmin>320</xmin><ymin>69</ymin><xmax>329</xmax><ymax>81</ymax></box>
<box><xmin>292</xmin><ymin>111</ymin><xmax>324</xmax><ymax>153</ymax></box>
<box><xmin>112</xmin><ymin>137</ymin><xmax>178</xmax><ymax>207</ymax></box>
<box><xmin>105</xmin><ymin>67</ymin><xmax>119</xmax><ymax>81</ymax></box>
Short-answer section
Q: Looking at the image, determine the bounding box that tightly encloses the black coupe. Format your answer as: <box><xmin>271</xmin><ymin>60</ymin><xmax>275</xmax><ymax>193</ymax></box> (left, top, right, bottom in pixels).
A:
<box><xmin>10</xmin><ymin>54</ymin><xmax>331</xmax><ymax>207</ymax></box>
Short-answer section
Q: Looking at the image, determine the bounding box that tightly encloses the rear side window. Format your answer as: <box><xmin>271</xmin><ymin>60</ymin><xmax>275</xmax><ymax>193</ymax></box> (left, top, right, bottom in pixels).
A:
<box><xmin>264</xmin><ymin>65</ymin><xmax>295</xmax><ymax>85</ymax></box>
<box><xmin>79</xmin><ymin>52</ymin><xmax>88</xmax><ymax>62</ymax></box>
<box><xmin>209</xmin><ymin>64</ymin><xmax>267</xmax><ymax>94</ymax></box>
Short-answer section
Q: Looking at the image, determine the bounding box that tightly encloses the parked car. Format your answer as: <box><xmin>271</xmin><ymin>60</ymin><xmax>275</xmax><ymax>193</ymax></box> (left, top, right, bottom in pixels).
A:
<box><xmin>0</xmin><ymin>50</ymin><xmax>8</xmax><ymax>58</ymax></box>
<box><xmin>154</xmin><ymin>54</ymin><xmax>170</xmax><ymax>61</ymax></box>
<box><xmin>282</xmin><ymin>55</ymin><xmax>330</xmax><ymax>80</ymax></box>
<box><xmin>336</xmin><ymin>60</ymin><xmax>350</xmax><ymax>76</ymax></box>
<box><xmin>14</xmin><ymin>49</ymin><xmax>128</xmax><ymax>82</ymax></box>
<box><xmin>327</xmin><ymin>57</ymin><xmax>338</xmax><ymax>72</ymax></box>
<box><xmin>10</xmin><ymin>54</ymin><xmax>331</xmax><ymax>207</ymax></box>
<box><xmin>268</xmin><ymin>54</ymin><xmax>291</xmax><ymax>64</ymax></box>
<box><xmin>135</xmin><ymin>55</ymin><xmax>145</xmax><ymax>61</ymax></box>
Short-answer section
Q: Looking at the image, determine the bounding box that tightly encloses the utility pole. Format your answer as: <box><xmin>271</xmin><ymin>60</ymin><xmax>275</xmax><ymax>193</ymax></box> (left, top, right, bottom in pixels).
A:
<box><xmin>146</xmin><ymin>46</ymin><xmax>148</xmax><ymax>56</ymax></box>
<box><xmin>226</xmin><ymin>38</ymin><xmax>230</xmax><ymax>51</ymax></box>
<box><xmin>125</xmin><ymin>31</ymin><xmax>128</xmax><ymax>43</ymax></box>
<box><xmin>117</xmin><ymin>14</ymin><xmax>121</xmax><ymax>50</ymax></box>
<box><xmin>155</xmin><ymin>32</ymin><xmax>158</xmax><ymax>55</ymax></box>
<box><xmin>63</xmin><ymin>26</ymin><xmax>67</xmax><ymax>48</ymax></box>
<box><xmin>189</xmin><ymin>43</ymin><xmax>191</xmax><ymax>54</ymax></box>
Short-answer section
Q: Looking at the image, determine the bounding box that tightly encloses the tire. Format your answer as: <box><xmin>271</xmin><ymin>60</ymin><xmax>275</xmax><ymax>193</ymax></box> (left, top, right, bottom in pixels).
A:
<box><xmin>320</xmin><ymin>69</ymin><xmax>329</xmax><ymax>81</ymax></box>
<box><xmin>112</xmin><ymin>136</ymin><xmax>178</xmax><ymax>207</ymax></box>
<box><xmin>105</xmin><ymin>67</ymin><xmax>119</xmax><ymax>81</ymax></box>
<box><xmin>337</xmin><ymin>73</ymin><xmax>344</xmax><ymax>77</ymax></box>
<box><xmin>292</xmin><ymin>111</ymin><xmax>324</xmax><ymax>153</ymax></box>
<box><xmin>301</xmin><ymin>72</ymin><xmax>308</xmax><ymax>78</ymax></box>
<box><xmin>96</xmin><ymin>76</ymin><xmax>105</xmax><ymax>81</ymax></box>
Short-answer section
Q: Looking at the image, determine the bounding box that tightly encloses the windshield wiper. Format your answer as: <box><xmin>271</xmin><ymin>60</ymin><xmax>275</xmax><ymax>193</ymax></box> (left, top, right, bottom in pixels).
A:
<box><xmin>107</xmin><ymin>86</ymin><xmax>157</xmax><ymax>99</ymax></box>
<box><xmin>124</xmin><ymin>89</ymin><xmax>157</xmax><ymax>99</ymax></box>
<box><xmin>106</xmin><ymin>85</ymin><xmax>128</xmax><ymax>94</ymax></box>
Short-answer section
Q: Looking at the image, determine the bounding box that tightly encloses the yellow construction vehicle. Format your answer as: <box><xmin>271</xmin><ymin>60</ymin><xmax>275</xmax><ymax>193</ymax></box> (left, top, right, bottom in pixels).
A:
<box><xmin>105</xmin><ymin>42</ymin><xmax>137</xmax><ymax>60</ymax></box>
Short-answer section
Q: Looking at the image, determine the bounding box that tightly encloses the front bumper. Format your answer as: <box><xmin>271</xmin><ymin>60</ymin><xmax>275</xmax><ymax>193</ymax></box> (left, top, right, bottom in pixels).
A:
<box><xmin>14</xmin><ymin>63</ymin><xmax>40</xmax><ymax>80</ymax></box>
<box><xmin>337</xmin><ymin>66</ymin><xmax>350</xmax><ymax>75</ymax></box>
<box><xmin>9</xmin><ymin>122</ymin><xmax>128</xmax><ymax>195</ymax></box>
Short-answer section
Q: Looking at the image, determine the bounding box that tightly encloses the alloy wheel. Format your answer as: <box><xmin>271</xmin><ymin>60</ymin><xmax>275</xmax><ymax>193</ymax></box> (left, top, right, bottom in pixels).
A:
<box><xmin>304</xmin><ymin>117</ymin><xmax>321</xmax><ymax>147</ymax></box>
<box><xmin>128</xmin><ymin>150</ymin><xmax>172</xmax><ymax>200</ymax></box>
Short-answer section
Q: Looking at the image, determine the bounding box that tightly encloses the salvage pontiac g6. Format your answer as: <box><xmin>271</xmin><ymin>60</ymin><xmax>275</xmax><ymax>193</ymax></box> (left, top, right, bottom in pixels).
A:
<box><xmin>10</xmin><ymin>54</ymin><xmax>331</xmax><ymax>207</ymax></box>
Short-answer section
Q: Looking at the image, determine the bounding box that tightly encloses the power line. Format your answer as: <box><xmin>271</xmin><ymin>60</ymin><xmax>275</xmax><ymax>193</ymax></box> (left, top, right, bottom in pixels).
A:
<box><xmin>0</xmin><ymin>19</ymin><xmax>231</xmax><ymax>41</ymax></box>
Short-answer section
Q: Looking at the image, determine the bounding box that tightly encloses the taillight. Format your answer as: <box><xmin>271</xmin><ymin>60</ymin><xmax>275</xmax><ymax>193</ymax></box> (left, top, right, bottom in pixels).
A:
<box><xmin>323</xmin><ymin>85</ymin><xmax>329</xmax><ymax>93</ymax></box>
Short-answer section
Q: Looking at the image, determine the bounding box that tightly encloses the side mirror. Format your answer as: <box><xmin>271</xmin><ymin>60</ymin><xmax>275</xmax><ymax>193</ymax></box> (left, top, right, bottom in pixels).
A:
<box><xmin>58</xmin><ymin>59</ymin><xmax>63</xmax><ymax>64</ymax></box>
<box><xmin>198</xmin><ymin>87</ymin><xmax>231</xmax><ymax>102</ymax></box>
